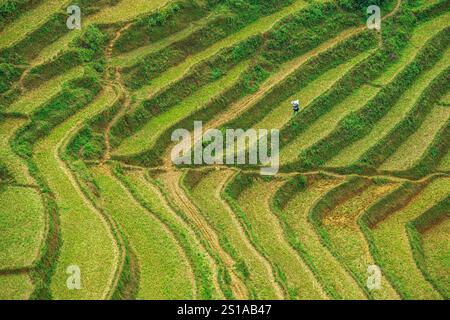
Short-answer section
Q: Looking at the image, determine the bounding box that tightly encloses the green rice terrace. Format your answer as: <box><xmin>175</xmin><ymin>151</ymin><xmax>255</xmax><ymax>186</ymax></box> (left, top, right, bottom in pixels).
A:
<box><xmin>0</xmin><ymin>0</ymin><xmax>448</xmax><ymax>300</ymax></box>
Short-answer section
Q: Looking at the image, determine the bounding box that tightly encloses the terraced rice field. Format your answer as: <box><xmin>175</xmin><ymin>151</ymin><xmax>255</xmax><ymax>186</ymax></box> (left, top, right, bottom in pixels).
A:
<box><xmin>419</xmin><ymin>215</ymin><xmax>450</xmax><ymax>297</ymax></box>
<box><xmin>1</xmin><ymin>0</ymin><xmax>449</xmax><ymax>301</ymax></box>
<box><xmin>327</xmin><ymin>44</ymin><xmax>450</xmax><ymax>167</ymax></box>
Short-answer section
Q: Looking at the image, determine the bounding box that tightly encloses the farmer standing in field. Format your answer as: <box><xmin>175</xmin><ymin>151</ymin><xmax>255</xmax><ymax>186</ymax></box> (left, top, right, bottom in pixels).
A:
<box><xmin>292</xmin><ymin>100</ymin><xmax>300</xmax><ymax>115</ymax></box>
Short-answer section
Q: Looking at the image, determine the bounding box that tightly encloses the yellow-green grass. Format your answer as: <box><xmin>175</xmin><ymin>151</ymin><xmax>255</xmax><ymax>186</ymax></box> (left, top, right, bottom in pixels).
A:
<box><xmin>34</xmin><ymin>0</ymin><xmax>173</xmax><ymax>64</ymax></box>
<box><xmin>0</xmin><ymin>274</ymin><xmax>34</xmax><ymax>300</ymax></box>
<box><xmin>281</xmin><ymin>12</ymin><xmax>450</xmax><ymax>165</ymax></box>
<box><xmin>0</xmin><ymin>0</ymin><xmax>69</xmax><ymax>49</ymax></box>
<box><xmin>30</xmin><ymin>0</ymin><xmax>168</xmax><ymax>67</ymax></box>
<box><xmin>380</xmin><ymin>105</ymin><xmax>450</xmax><ymax>171</ymax></box>
<box><xmin>328</xmin><ymin>47</ymin><xmax>450</xmax><ymax>167</ymax></box>
<box><xmin>255</xmin><ymin>50</ymin><xmax>373</xmax><ymax>133</ymax></box>
<box><xmin>114</xmin><ymin>60</ymin><xmax>250</xmax><ymax>156</ymax></box>
<box><xmin>0</xmin><ymin>186</ymin><xmax>45</xmax><ymax>270</ymax></box>
<box><xmin>123</xmin><ymin>170</ymin><xmax>223</xmax><ymax>299</ymax></box>
<box><xmin>321</xmin><ymin>182</ymin><xmax>400</xmax><ymax>299</ymax></box>
<box><xmin>32</xmin><ymin>29</ymin><xmax>80</xmax><ymax>66</ymax></box>
<box><xmin>372</xmin><ymin>11</ymin><xmax>450</xmax><ymax>87</ymax></box>
<box><xmin>91</xmin><ymin>166</ymin><xmax>194</xmax><ymax>299</ymax></box>
<box><xmin>132</xmin><ymin>0</ymin><xmax>310</xmax><ymax>101</ymax></box>
<box><xmin>281</xmin><ymin>177</ymin><xmax>367</xmax><ymax>299</ymax></box>
<box><xmin>0</xmin><ymin>119</ymin><xmax>34</xmax><ymax>185</ymax></box>
<box><xmin>370</xmin><ymin>177</ymin><xmax>450</xmax><ymax>299</ymax></box>
<box><xmin>281</xmin><ymin>85</ymin><xmax>380</xmax><ymax>164</ymax></box>
<box><xmin>438</xmin><ymin>151</ymin><xmax>450</xmax><ymax>171</ymax></box>
<box><xmin>6</xmin><ymin>67</ymin><xmax>84</xmax><ymax>115</ymax></box>
<box><xmin>440</xmin><ymin>90</ymin><xmax>450</xmax><ymax>105</ymax></box>
<box><xmin>187</xmin><ymin>169</ymin><xmax>284</xmax><ymax>299</ymax></box>
<box><xmin>88</xmin><ymin>0</ymin><xmax>171</xmax><ymax>24</ymax></box>
<box><xmin>220</xmin><ymin>50</ymin><xmax>373</xmax><ymax>161</ymax></box>
<box><xmin>236</xmin><ymin>178</ymin><xmax>326</xmax><ymax>299</ymax></box>
<box><xmin>413</xmin><ymin>0</ymin><xmax>443</xmax><ymax>11</ymax></box>
<box><xmin>34</xmin><ymin>88</ymin><xmax>120</xmax><ymax>299</ymax></box>
<box><xmin>112</xmin><ymin>12</ymin><xmax>220</xmax><ymax>68</ymax></box>
<box><xmin>421</xmin><ymin>218</ymin><xmax>450</xmax><ymax>298</ymax></box>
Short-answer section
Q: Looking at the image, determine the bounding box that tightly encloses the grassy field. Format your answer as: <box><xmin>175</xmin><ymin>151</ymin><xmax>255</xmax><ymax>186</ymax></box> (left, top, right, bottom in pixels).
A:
<box><xmin>114</xmin><ymin>60</ymin><xmax>250</xmax><ymax>156</ymax></box>
<box><xmin>0</xmin><ymin>274</ymin><xmax>34</xmax><ymax>300</ymax></box>
<box><xmin>2</xmin><ymin>0</ymin><xmax>449</xmax><ymax>300</ymax></box>
<box><xmin>281</xmin><ymin>12</ymin><xmax>450</xmax><ymax>166</ymax></box>
<box><xmin>6</xmin><ymin>67</ymin><xmax>84</xmax><ymax>115</ymax></box>
<box><xmin>235</xmin><ymin>177</ymin><xmax>326</xmax><ymax>299</ymax></box>
<box><xmin>0</xmin><ymin>186</ymin><xmax>45</xmax><ymax>270</ymax></box>
<box><xmin>320</xmin><ymin>182</ymin><xmax>400</xmax><ymax>299</ymax></box>
<box><xmin>89</xmin><ymin>0</ymin><xmax>171</xmax><ymax>24</ymax></box>
<box><xmin>0</xmin><ymin>0</ymin><xmax>68</xmax><ymax>49</ymax></box>
<box><xmin>33</xmin><ymin>89</ymin><xmax>120</xmax><ymax>299</ymax></box>
<box><xmin>278</xmin><ymin>176</ymin><xmax>367</xmax><ymax>299</ymax></box>
<box><xmin>420</xmin><ymin>218</ymin><xmax>450</xmax><ymax>298</ymax></box>
<box><xmin>111</xmin><ymin>13</ymin><xmax>217</xmax><ymax>68</ymax></box>
<box><xmin>438</xmin><ymin>151</ymin><xmax>450</xmax><ymax>171</ymax></box>
<box><xmin>122</xmin><ymin>170</ymin><xmax>222</xmax><ymax>299</ymax></box>
<box><xmin>255</xmin><ymin>50</ymin><xmax>373</xmax><ymax>132</ymax></box>
<box><xmin>0</xmin><ymin>119</ymin><xmax>34</xmax><ymax>185</ymax></box>
<box><xmin>281</xmin><ymin>85</ymin><xmax>380</xmax><ymax>164</ymax></box>
<box><xmin>90</xmin><ymin>165</ymin><xmax>194</xmax><ymax>299</ymax></box>
<box><xmin>131</xmin><ymin>0</ymin><xmax>310</xmax><ymax>101</ymax></box>
<box><xmin>440</xmin><ymin>91</ymin><xmax>450</xmax><ymax>105</ymax></box>
<box><xmin>368</xmin><ymin>177</ymin><xmax>449</xmax><ymax>299</ymax></box>
<box><xmin>328</xmin><ymin>46</ymin><xmax>450</xmax><ymax>167</ymax></box>
<box><xmin>380</xmin><ymin>105</ymin><xmax>450</xmax><ymax>171</ymax></box>
<box><xmin>184</xmin><ymin>169</ymin><xmax>284</xmax><ymax>299</ymax></box>
<box><xmin>372</xmin><ymin>11</ymin><xmax>450</xmax><ymax>86</ymax></box>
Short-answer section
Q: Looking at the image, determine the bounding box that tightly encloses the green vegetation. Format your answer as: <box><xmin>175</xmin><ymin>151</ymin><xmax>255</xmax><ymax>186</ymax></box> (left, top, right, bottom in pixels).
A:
<box><xmin>1</xmin><ymin>0</ymin><xmax>448</xmax><ymax>300</ymax></box>
<box><xmin>91</xmin><ymin>166</ymin><xmax>194</xmax><ymax>299</ymax></box>
<box><xmin>365</xmin><ymin>177</ymin><xmax>449</xmax><ymax>299</ymax></box>
<box><xmin>6</xmin><ymin>67</ymin><xmax>84</xmax><ymax>115</ymax></box>
<box><xmin>0</xmin><ymin>186</ymin><xmax>45</xmax><ymax>270</ymax></box>
<box><xmin>118</xmin><ymin>170</ymin><xmax>221</xmax><ymax>299</ymax></box>
<box><xmin>0</xmin><ymin>0</ymin><xmax>68</xmax><ymax>50</ymax></box>
<box><xmin>226</xmin><ymin>174</ymin><xmax>326</xmax><ymax>299</ymax></box>
<box><xmin>0</xmin><ymin>118</ymin><xmax>34</xmax><ymax>184</ymax></box>
<box><xmin>115</xmin><ymin>60</ymin><xmax>250</xmax><ymax>156</ymax></box>
<box><xmin>273</xmin><ymin>175</ymin><xmax>367</xmax><ymax>299</ymax></box>
<box><xmin>316</xmin><ymin>179</ymin><xmax>400</xmax><ymax>299</ymax></box>
<box><xmin>183</xmin><ymin>169</ymin><xmax>283</xmax><ymax>299</ymax></box>
<box><xmin>380</xmin><ymin>104</ymin><xmax>450</xmax><ymax>171</ymax></box>
<box><xmin>296</xmin><ymin>26</ymin><xmax>450</xmax><ymax>170</ymax></box>
<box><xmin>0</xmin><ymin>273</ymin><xmax>34</xmax><ymax>300</ymax></box>
<box><xmin>412</xmin><ymin>200</ymin><xmax>449</xmax><ymax>298</ymax></box>
<box><xmin>31</xmin><ymin>88</ymin><xmax>121</xmax><ymax>299</ymax></box>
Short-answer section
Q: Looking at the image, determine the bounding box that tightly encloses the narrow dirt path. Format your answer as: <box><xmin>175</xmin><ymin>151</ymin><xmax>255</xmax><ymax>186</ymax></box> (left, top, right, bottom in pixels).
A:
<box><xmin>139</xmin><ymin>171</ymin><xmax>224</xmax><ymax>299</ymax></box>
<box><xmin>103</xmin><ymin>70</ymin><xmax>130</xmax><ymax>162</ymax></box>
<box><xmin>160</xmin><ymin>169</ymin><xmax>248</xmax><ymax>299</ymax></box>
<box><xmin>103</xmin><ymin>24</ymin><xmax>132</xmax><ymax>163</ymax></box>
<box><xmin>99</xmin><ymin>1</ymin><xmax>405</xmax><ymax>300</ymax></box>
<box><xmin>18</xmin><ymin>69</ymin><xmax>30</xmax><ymax>93</ymax></box>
